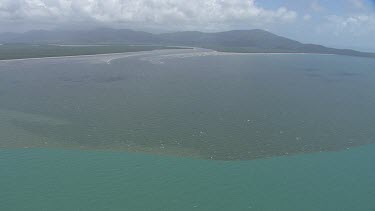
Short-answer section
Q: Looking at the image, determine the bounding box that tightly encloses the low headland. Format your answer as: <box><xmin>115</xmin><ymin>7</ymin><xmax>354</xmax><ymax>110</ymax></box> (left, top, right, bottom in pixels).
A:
<box><xmin>1</xmin><ymin>28</ymin><xmax>374</xmax><ymax>60</ymax></box>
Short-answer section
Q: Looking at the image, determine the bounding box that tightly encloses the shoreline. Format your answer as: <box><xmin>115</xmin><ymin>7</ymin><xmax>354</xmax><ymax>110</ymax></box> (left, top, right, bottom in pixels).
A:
<box><xmin>0</xmin><ymin>49</ymin><xmax>337</xmax><ymax>63</ymax></box>
<box><xmin>0</xmin><ymin>50</ymin><xmax>167</xmax><ymax>63</ymax></box>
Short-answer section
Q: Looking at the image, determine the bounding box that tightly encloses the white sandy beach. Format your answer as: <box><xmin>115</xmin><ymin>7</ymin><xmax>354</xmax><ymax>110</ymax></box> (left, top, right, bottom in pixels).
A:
<box><xmin>0</xmin><ymin>48</ymin><xmax>335</xmax><ymax>66</ymax></box>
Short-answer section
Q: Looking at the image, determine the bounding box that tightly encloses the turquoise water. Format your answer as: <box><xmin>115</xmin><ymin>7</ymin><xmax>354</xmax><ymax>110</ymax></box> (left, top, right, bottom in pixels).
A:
<box><xmin>1</xmin><ymin>146</ymin><xmax>375</xmax><ymax>210</ymax></box>
<box><xmin>1</xmin><ymin>50</ymin><xmax>375</xmax><ymax>210</ymax></box>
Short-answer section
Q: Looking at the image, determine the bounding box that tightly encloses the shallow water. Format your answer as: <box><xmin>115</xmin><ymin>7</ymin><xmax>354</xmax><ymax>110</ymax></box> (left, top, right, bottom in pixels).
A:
<box><xmin>1</xmin><ymin>49</ymin><xmax>375</xmax><ymax>160</ymax></box>
<box><xmin>0</xmin><ymin>145</ymin><xmax>374</xmax><ymax>210</ymax></box>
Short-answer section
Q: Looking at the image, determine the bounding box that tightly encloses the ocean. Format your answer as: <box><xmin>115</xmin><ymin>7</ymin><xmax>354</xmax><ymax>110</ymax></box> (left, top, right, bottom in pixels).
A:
<box><xmin>0</xmin><ymin>49</ymin><xmax>374</xmax><ymax>210</ymax></box>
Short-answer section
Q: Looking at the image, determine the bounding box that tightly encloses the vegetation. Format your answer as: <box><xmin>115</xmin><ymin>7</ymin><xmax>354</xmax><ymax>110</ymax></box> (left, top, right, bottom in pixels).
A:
<box><xmin>1</xmin><ymin>28</ymin><xmax>374</xmax><ymax>59</ymax></box>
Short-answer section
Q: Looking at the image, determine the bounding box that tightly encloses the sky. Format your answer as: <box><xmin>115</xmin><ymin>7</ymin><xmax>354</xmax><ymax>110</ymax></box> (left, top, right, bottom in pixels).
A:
<box><xmin>0</xmin><ymin>0</ymin><xmax>374</xmax><ymax>50</ymax></box>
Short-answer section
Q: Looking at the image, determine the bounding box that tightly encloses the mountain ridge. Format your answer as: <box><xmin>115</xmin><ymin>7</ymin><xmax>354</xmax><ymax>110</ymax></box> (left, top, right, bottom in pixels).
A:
<box><xmin>1</xmin><ymin>28</ymin><xmax>374</xmax><ymax>58</ymax></box>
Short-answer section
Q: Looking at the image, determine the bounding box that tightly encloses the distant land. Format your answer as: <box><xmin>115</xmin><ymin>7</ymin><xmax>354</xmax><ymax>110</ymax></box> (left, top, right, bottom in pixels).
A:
<box><xmin>1</xmin><ymin>28</ymin><xmax>374</xmax><ymax>59</ymax></box>
<box><xmin>0</xmin><ymin>44</ymin><xmax>184</xmax><ymax>61</ymax></box>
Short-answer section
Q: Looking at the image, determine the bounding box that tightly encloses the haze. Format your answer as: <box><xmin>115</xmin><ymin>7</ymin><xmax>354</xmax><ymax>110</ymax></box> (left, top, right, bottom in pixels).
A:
<box><xmin>0</xmin><ymin>0</ymin><xmax>375</xmax><ymax>51</ymax></box>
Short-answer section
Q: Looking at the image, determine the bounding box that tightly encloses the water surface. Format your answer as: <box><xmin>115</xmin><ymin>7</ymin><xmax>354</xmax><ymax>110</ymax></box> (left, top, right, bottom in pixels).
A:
<box><xmin>0</xmin><ymin>145</ymin><xmax>374</xmax><ymax>210</ymax></box>
<box><xmin>1</xmin><ymin>49</ymin><xmax>375</xmax><ymax>160</ymax></box>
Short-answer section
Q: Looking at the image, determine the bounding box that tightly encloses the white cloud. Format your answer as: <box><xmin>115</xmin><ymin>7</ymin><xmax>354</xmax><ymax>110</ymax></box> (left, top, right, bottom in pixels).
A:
<box><xmin>0</xmin><ymin>0</ymin><xmax>297</xmax><ymax>29</ymax></box>
<box><xmin>309</xmin><ymin>14</ymin><xmax>375</xmax><ymax>50</ymax></box>
<box><xmin>349</xmin><ymin>0</ymin><xmax>365</xmax><ymax>9</ymax></box>
<box><xmin>324</xmin><ymin>14</ymin><xmax>375</xmax><ymax>36</ymax></box>
<box><xmin>303</xmin><ymin>14</ymin><xmax>312</xmax><ymax>21</ymax></box>
<box><xmin>310</xmin><ymin>1</ymin><xmax>324</xmax><ymax>12</ymax></box>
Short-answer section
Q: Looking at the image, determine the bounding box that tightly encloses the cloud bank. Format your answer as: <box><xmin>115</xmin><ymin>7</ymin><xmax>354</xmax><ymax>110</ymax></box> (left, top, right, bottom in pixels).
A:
<box><xmin>0</xmin><ymin>0</ymin><xmax>297</xmax><ymax>29</ymax></box>
<box><xmin>324</xmin><ymin>14</ymin><xmax>375</xmax><ymax>36</ymax></box>
<box><xmin>1</xmin><ymin>0</ymin><xmax>374</xmax><ymax>50</ymax></box>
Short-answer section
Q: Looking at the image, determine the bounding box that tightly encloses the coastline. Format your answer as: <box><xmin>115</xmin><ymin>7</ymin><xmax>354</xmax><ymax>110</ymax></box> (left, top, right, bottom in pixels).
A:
<box><xmin>0</xmin><ymin>50</ymin><xmax>162</xmax><ymax>63</ymax></box>
<box><xmin>0</xmin><ymin>44</ymin><xmax>189</xmax><ymax>62</ymax></box>
<box><xmin>0</xmin><ymin>48</ymin><xmax>336</xmax><ymax>63</ymax></box>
